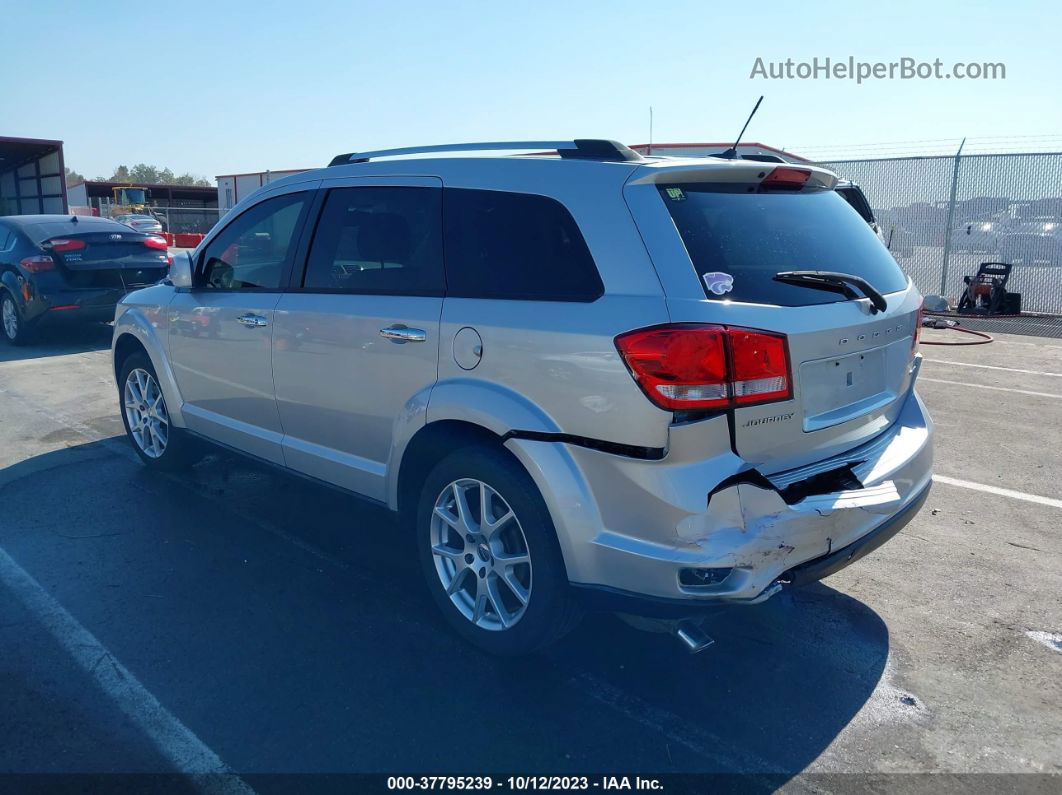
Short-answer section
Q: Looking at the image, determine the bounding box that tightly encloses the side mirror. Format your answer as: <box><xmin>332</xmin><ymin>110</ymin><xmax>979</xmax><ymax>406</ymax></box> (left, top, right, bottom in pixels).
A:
<box><xmin>169</xmin><ymin>251</ymin><xmax>193</xmax><ymax>288</ymax></box>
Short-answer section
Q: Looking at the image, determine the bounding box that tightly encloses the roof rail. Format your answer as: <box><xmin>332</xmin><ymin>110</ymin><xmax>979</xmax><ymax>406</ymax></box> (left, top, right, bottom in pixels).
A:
<box><xmin>327</xmin><ymin>139</ymin><xmax>643</xmax><ymax>166</ymax></box>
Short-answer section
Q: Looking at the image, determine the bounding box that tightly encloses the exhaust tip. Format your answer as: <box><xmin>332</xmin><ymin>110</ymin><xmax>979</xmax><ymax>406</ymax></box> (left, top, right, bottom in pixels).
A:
<box><xmin>674</xmin><ymin>620</ymin><xmax>715</xmax><ymax>654</ymax></box>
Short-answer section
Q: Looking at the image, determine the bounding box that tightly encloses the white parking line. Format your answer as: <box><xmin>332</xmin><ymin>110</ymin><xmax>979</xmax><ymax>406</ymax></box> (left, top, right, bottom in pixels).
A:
<box><xmin>1026</xmin><ymin>630</ymin><xmax>1062</xmax><ymax>654</ymax></box>
<box><xmin>0</xmin><ymin>546</ymin><xmax>254</xmax><ymax>793</ymax></box>
<box><xmin>924</xmin><ymin>359</ymin><xmax>1062</xmax><ymax>378</ymax></box>
<box><xmin>933</xmin><ymin>475</ymin><xmax>1062</xmax><ymax>509</ymax></box>
<box><xmin>919</xmin><ymin>377</ymin><xmax>1062</xmax><ymax>400</ymax></box>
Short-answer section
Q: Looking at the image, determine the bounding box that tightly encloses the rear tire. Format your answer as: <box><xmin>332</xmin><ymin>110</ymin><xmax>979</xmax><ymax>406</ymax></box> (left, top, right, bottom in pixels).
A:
<box><xmin>416</xmin><ymin>444</ymin><xmax>582</xmax><ymax>656</ymax></box>
<box><xmin>1</xmin><ymin>291</ymin><xmax>34</xmax><ymax>346</ymax></box>
<box><xmin>118</xmin><ymin>351</ymin><xmax>195</xmax><ymax>469</ymax></box>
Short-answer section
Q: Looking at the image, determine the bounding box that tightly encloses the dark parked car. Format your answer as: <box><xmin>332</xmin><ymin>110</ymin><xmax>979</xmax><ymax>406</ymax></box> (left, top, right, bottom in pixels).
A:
<box><xmin>0</xmin><ymin>215</ymin><xmax>170</xmax><ymax>345</ymax></box>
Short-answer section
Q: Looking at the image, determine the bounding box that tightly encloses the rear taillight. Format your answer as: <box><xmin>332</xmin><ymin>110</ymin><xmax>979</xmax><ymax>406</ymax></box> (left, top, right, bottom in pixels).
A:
<box><xmin>20</xmin><ymin>255</ymin><xmax>55</xmax><ymax>273</ymax></box>
<box><xmin>143</xmin><ymin>236</ymin><xmax>168</xmax><ymax>250</ymax></box>
<box><xmin>615</xmin><ymin>324</ymin><xmax>792</xmax><ymax>411</ymax></box>
<box><xmin>913</xmin><ymin>298</ymin><xmax>925</xmax><ymax>354</ymax></box>
<box><xmin>45</xmin><ymin>238</ymin><xmax>86</xmax><ymax>252</ymax></box>
<box><xmin>761</xmin><ymin>167</ymin><xmax>811</xmax><ymax>190</ymax></box>
<box><xmin>728</xmin><ymin>330</ymin><xmax>791</xmax><ymax>404</ymax></box>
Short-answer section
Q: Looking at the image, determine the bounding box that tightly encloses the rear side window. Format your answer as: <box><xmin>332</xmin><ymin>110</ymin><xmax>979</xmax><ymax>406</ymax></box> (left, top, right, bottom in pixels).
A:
<box><xmin>443</xmin><ymin>188</ymin><xmax>603</xmax><ymax>302</ymax></box>
<box><xmin>0</xmin><ymin>228</ymin><xmax>11</xmax><ymax>252</ymax></box>
<box><xmin>302</xmin><ymin>187</ymin><xmax>443</xmax><ymax>294</ymax></box>
<box><xmin>659</xmin><ymin>185</ymin><xmax>907</xmax><ymax>306</ymax></box>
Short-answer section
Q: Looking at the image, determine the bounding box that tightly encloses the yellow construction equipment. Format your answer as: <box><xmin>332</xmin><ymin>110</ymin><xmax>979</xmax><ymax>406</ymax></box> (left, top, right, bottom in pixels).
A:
<box><xmin>110</xmin><ymin>185</ymin><xmax>151</xmax><ymax>216</ymax></box>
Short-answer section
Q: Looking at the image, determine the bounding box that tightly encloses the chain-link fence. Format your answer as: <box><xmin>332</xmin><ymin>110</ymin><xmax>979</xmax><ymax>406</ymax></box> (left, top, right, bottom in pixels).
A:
<box><xmin>817</xmin><ymin>151</ymin><xmax>1062</xmax><ymax>328</ymax></box>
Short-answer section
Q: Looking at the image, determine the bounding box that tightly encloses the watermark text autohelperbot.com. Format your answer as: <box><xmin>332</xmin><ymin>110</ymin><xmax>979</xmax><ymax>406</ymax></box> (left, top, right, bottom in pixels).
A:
<box><xmin>750</xmin><ymin>56</ymin><xmax>1005</xmax><ymax>83</ymax></box>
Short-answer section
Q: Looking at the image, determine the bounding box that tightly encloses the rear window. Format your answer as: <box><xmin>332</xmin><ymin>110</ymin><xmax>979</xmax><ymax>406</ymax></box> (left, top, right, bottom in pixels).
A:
<box><xmin>25</xmin><ymin>219</ymin><xmax>121</xmax><ymax>243</ymax></box>
<box><xmin>659</xmin><ymin>184</ymin><xmax>908</xmax><ymax>306</ymax></box>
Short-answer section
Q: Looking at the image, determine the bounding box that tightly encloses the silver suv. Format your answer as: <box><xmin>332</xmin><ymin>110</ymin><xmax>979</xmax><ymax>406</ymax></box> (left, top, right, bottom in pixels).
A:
<box><xmin>112</xmin><ymin>140</ymin><xmax>933</xmax><ymax>655</ymax></box>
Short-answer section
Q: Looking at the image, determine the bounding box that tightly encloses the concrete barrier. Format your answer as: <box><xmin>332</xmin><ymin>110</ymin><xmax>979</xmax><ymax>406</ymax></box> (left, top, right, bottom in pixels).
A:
<box><xmin>174</xmin><ymin>233</ymin><xmax>205</xmax><ymax>248</ymax></box>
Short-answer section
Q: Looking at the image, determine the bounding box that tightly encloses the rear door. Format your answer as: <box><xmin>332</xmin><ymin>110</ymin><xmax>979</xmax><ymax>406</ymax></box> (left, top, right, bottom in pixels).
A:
<box><xmin>271</xmin><ymin>176</ymin><xmax>444</xmax><ymax>501</ymax></box>
<box><xmin>626</xmin><ymin>166</ymin><xmax>922</xmax><ymax>473</ymax></box>
<box><xmin>168</xmin><ymin>186</ymin><xmax>315</xmax><ymax>464</ymax></box>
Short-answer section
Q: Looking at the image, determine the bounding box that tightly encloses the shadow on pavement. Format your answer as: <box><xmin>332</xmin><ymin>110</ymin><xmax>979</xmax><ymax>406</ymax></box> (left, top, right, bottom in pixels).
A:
<box><xmin>0</xmin><ymin>439</ymin><xmax>889</xmax><ymax>782</ymax></box>
<box><xmin>0</xmin><ymin>322</ymin><xmax>112</xmax><ymax>363</ymax></box>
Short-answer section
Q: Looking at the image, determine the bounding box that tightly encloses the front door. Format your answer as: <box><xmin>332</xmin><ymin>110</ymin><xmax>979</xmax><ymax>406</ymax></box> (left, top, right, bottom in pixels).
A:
<box><xmin>169</xmin><ymin>188</ymin><xmax>313</xmax><ymax>464</ymax></box>
<box><xmin>272</xmin><ymin>177</ymin><xmax>444</xmax><ymax>501</ymax></box>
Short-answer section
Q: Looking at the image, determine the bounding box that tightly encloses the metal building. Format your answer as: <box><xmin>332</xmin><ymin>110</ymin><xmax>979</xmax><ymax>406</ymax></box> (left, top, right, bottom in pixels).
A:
<box><xmin>0</xmin><ymin>135</ymin><xmax>68</xmax><ymax>216</ymax></box>
<box><xmin>215</xmin><ymin>169</ymin><xmax>310</xmax><ymax>212</ymax></box>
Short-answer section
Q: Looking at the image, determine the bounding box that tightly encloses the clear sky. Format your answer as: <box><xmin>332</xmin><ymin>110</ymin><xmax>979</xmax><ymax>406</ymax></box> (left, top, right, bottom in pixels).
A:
<box><xmin>3</xmin><ymin>0</ymin><xmax>1058</xmax><ymax>179</ymax></box>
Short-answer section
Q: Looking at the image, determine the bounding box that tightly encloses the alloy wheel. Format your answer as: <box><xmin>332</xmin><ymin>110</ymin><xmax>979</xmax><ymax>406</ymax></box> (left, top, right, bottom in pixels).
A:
<box><xmin>2</xmin><ymin>296</ymin><xmax>17</xmax><ymax>340</ymax></box>
<box><xmin>124</xmin><ymin>368</ymin><xmax>169</xmax><ymax>458</ymax></box>
<box><xmin>430</xmin><ymin>478</ymin><xmax>532</xmax><ymax>631</ymax></box>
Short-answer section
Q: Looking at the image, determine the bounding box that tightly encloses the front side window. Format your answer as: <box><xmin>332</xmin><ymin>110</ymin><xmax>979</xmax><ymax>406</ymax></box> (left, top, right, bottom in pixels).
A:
<box><xmin>443</xmin><ymin>188</ymin><xmax>603</xmax><ymax>302</ymax></box>
<box><xmin>198</xmin><ymin>192</ymin><xmax>308</xmax><ymax>289</ymax></box>
<box><xmin>302</xmin><ymin>186</ymin><xmax>443</xmax><ymax>294</ymax></box>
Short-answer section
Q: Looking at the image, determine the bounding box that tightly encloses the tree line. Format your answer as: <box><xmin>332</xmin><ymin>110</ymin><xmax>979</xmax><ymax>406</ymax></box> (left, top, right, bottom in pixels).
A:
<box><xmin>65</xmin><ymin>165</ymin><xmax>211</xmax><ymax>187</ymax></box>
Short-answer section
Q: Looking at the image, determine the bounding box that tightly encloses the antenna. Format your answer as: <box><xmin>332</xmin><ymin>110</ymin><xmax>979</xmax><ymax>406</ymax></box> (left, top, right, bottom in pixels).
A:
<box><xmin>648</xmin><ymin>106</ymin><xmax>653</xmax><ymax>156</ymax></box>
<box><xmin>718</xmin><ymin>95</ymin><xmax>764</xmax><ymax>159</ymax></box>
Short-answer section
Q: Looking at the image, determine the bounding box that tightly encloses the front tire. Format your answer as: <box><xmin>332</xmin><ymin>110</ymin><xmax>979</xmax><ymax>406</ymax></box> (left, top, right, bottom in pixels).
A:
<box><xmin>118</xmin><ymin>352</ymin><xmax>193</xmax><ymax>469</ymax></box>
<box><xmin>416</xmin><ymin>445</ymin><xmax>582</xmax><ymax>656</ymax></box>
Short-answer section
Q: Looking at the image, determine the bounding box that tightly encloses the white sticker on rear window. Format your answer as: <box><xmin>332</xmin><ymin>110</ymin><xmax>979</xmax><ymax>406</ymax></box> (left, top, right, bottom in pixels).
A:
<box><xmin>664</xmin><ymin>187</ymin><xmax>686</xmax><ymax>201</ymax></box>
<box><xmin>702</xmin><ymin>272</ymin><xmax>734</xmax><ymax>296</ymax></box>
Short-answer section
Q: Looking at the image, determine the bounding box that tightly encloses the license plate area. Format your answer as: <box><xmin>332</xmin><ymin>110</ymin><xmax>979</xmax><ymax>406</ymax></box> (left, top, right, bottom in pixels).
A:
<box><xmin>799</xmin><ymin>346</ymin><xmax>895</xmax><ymax>432</ymax></box>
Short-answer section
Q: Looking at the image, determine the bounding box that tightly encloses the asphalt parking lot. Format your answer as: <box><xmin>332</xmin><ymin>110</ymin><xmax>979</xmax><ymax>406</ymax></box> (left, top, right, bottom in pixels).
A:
<box><xmin>1</xmin><ymin>323</ymin><xmax>1060</xmax><ymax>791</ymax></box>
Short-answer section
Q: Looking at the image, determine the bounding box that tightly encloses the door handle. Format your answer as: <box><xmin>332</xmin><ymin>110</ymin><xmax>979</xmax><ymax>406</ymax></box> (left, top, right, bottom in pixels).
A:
<box><xmin>236</xmin><ymin>313</ymin><xmax>269</xmax><ymax>328</ymax></box>
<box><xmin>379</xmin><ymin>325</ymin><xmax>427</xmax><ymax>343</ymax></box>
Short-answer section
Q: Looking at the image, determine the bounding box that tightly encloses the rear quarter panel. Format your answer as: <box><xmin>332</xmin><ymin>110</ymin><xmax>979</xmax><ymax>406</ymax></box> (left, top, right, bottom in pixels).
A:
<box><xmin>432</xmin><ymin>159</ymin><xmax>673</xmax><ymax>449</ymax></box>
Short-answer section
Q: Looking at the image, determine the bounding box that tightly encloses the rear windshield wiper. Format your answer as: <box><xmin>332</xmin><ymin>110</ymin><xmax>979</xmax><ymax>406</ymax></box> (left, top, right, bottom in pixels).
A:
<box><xmin>773</xmin><ymin>270</ymin><xmax>888</xmax><ymax>314</ymax></box>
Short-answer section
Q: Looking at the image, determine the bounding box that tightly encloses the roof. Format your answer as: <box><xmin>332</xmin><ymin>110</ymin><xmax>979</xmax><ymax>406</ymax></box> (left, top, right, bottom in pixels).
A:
<box><xmin>68</xmin><ymin>179</ymin><xmax>217</xmax><ymax>195</ymax></box>
<box><xmin>261</xmin><ymin>152</ymin><xmax>836</xmax><ymax>192</ymax></box>
<box><xmin>223</xmin><ymin>152</ymin><xmax>836</xmax><ymax>224</ymax></box>
<box><xmin>0</xmin><ymin>136</ymin><xmax>63</xmax><ymax>174</ymax></box>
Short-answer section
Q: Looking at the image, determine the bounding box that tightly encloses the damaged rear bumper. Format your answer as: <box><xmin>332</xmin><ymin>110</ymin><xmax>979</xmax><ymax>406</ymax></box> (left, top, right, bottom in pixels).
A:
<box><xmin>783</xmin><ymin>481</ymin><xmax>930</xmax><ymax>586</ymax></box>
<box><xmin>571</xmin><ymin>482</ymin><xmax>929</xmax><ymax>617</ymax></box>
<box><xmin>504</xmin><ymin>387</ymin><xmax>933</xmax><ymax>615</ymax></box>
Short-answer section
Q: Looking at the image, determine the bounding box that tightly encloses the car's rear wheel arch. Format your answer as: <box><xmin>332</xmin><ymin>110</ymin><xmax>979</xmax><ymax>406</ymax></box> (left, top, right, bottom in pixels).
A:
<box><xmin>397</xmin><ymin>420</ymin><xmax>507</xmax><ymax>526</ymax></box>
